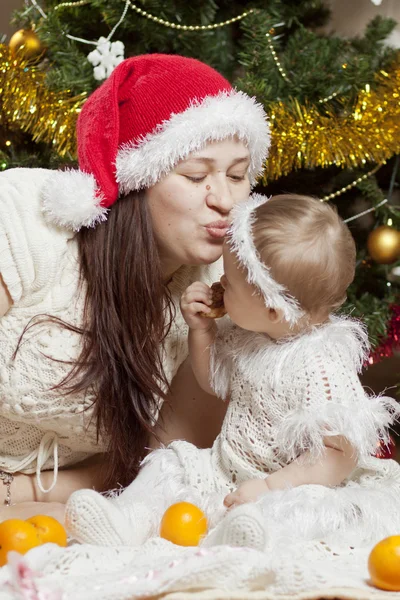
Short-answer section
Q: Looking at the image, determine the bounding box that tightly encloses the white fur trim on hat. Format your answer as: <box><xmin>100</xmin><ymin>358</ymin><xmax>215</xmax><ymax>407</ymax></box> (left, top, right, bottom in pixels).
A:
<box><xmin>41</xmin><ymin>170</ymin><xmax>108</xmax><ymax>231</ymax></box>
<box><xmin>228</xmin><ymin>194</ymin><xmax>304</xmax><ymax>326</ymax></box>
<box><xmin>116</xmin><ymin>90</ymin><xmax>270</xmax><ymax>193</ymax></box>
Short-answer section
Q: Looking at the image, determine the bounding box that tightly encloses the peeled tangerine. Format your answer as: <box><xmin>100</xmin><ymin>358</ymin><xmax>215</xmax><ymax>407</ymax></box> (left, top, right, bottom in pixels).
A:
<box><xmin>0</xmin><ymin>516</ymin><xmax>67</xmax><ymax>567</ymax></box>
<box><xmin>368</xmin><ymin>535</ymin><xmax>400</xmax><ymax>591</ymax></box>
<box><xmin>160</xmin><ymin>502</ymin><xmax>208</xmax><ymax>546</ymax></box>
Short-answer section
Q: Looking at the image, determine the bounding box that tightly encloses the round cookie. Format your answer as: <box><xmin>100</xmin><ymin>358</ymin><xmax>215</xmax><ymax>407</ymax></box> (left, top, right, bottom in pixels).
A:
<box><xmin>201</xmin><ymin>282</ymin><xmax>227</xmax><ymax>319</ymax></box>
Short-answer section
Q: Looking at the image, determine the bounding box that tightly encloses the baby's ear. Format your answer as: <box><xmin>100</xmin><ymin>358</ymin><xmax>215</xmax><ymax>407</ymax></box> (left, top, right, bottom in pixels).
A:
<box><xmin>268</xmin><ymin>307</ymin><xmax>285</xmax><ymax>323</ymax></box>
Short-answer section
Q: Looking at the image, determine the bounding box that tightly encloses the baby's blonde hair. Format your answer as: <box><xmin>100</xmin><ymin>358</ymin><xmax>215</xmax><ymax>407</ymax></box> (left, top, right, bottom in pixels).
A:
<box><xmin>251</xmin><ymin>194</ymin><xmax>356</xmax><ymax>317</ymax></box>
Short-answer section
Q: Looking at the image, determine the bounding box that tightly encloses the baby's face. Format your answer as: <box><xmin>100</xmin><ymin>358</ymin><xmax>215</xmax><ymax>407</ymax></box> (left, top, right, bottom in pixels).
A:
<box><xmin>220</xmin><ymin>243</ymin><xmax>276</xmax><ymax>334</ymax></box>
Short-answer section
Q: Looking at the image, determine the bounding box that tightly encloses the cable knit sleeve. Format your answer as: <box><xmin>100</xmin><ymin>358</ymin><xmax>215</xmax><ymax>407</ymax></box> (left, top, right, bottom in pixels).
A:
<box><xmin>274</xmin><ymin>316</ymin><xmax>400</xmax><ymax>463</ymax></box>
<box><xmin>0</xmin><ymin>168</ymin><xmax>74</xmax><ymax>307</ymax></box>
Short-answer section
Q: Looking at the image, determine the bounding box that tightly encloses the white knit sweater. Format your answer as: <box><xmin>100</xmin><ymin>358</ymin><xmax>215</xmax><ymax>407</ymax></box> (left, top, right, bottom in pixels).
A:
<box><xmin>0</xmin><ymin>168</ymin><xmax>222</xmax><ymax>488</ymax></box>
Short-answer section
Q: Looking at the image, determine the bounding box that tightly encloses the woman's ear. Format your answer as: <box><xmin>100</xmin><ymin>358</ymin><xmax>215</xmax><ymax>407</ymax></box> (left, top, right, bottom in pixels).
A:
<box><xmin>267</xmin><ymin>307</ymin><xmax>284</xmax><ymax>323</ymax></box>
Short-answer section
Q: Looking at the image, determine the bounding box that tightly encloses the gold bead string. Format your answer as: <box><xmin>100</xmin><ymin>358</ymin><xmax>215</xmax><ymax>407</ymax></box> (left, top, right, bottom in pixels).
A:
<box><xmin>36</xmin><ymin>1</ymin><xmax>362</xmax><ymax>111</ymax></box>
<box><xmin>266</xmin><ymin>29</ymin><xmax>290</xmax><ymax>81</ymax></box>
<box><xmin>36</xmin><ymin>0</ymin><xmax>254</xmax><ymax>30</ymax></box>
<box><xmin>321</xmin><ymin>163</ymin><xmax>384</xmax><ymax>203</ymax></box>
<box><xmin>266</xmin><ymin>29</ymin><xmax>343</xmax><ymax>103</ymax></box>
<box><xmin>318</xmin><ymin>91</ymin><xmax>340</xmax><ymax>104</ymax></box>
<box><xmin>54</xmin><ymin>0</ymin><xmax>91</xmax><ymax>11</ymax></box>
<box><xmin>126</xmin><ymin>1</ymin><xmax>254</xmax><ymax>31</ymax></box>
<box><xmin>266</xmin><ymin>29</ymin><xmax>348</xmax><ymax>104</ymax></box>
<box><xmin>35</xmin><ymin>1</ymin><xmax>352</xmax><ymax>109</ymax></box>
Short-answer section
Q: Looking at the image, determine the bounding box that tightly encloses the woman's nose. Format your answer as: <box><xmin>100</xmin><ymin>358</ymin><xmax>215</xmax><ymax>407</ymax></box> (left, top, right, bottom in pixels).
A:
<box><xmin>206</xmin><ymin>178</ymin><xmax>234</xmax><ymax>214</ymax></box>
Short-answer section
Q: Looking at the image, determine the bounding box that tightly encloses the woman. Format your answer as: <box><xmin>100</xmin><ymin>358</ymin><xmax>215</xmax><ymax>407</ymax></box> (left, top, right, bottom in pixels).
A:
<box><xmin>0</xmin><ymin>54</ymin><xmax>269</xmax><ymax>521</ymax></box>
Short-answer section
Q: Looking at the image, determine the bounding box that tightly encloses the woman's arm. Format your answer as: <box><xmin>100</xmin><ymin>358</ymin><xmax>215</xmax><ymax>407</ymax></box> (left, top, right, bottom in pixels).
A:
<box><xmin>0</xmin><ymin>501</ymin><xmax>66</xmax><ymax>524</ymax></box>
<box><xmin>0</xmin><ymin>455</ymin><xmax>106</xmax><ymax>523</ymax></box>
<box><xmin>150</xmin><ymin>357</ymin><xmax>227</xmax><ymax>450</ymax></box>
<box><xmin>0</xmin><ymin>460</ymin><xmax>105</xmax><ymax>524</ymax></box>
<box><xmin>0</xmin><ymin>457</ymin><xmax>106</xmax><ymax>504</ymax></box>
<box><xmin>31</xmin><ymin>455</ymin><xmax>107</xmax><ymax>502</ymax></box>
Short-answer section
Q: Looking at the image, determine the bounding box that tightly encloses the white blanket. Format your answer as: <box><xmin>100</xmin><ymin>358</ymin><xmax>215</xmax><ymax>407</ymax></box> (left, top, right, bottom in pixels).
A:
<box><xmin>1</xmin><ymin>535</ymin><xmax>400</xmax><ymax>600</ymax></box>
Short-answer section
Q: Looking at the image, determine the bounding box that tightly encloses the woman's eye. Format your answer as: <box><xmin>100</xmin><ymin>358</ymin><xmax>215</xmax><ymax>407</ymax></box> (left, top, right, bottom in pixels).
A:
<box><xmin>229</xmin><ymin>174</ymin><xmax>246</xmax><ymax>182</ymax></box>
<box><xmin>184</xmin><ymin>175</ymin><xmax>207</xmax><ymax>183</ymax></box>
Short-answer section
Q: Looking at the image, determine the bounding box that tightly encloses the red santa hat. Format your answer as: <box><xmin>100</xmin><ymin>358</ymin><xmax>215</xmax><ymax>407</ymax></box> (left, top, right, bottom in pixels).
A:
<box><xmin>42</xmin><ymin>54</ymin><xmax>270</xmax><ymax>231</ymax></box>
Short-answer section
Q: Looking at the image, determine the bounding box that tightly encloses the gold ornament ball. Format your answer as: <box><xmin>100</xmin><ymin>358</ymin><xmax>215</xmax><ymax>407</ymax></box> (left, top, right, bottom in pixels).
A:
<box><xmin>9</xmin><ymin>29</ymin><xmax>44</xmax><ymax>62</ymax></box>
<box><xmin>367</xmin><ymin>225</ymin><xmax>400</xmax><ymax>264</ymax></box>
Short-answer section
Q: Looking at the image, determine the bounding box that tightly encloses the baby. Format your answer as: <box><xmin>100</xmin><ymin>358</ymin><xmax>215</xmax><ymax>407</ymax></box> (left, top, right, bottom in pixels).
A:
<box><xmin>66</xmin><ymin>194</ymin><xmax>400</xmax><ymax>550</ymax></box>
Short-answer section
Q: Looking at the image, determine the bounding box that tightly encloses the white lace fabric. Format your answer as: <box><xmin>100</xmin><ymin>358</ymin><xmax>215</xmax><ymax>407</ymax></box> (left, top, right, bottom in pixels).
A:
<box><xmin>0</xmin><ymin>167</ymin><xmax>223</xmax><ymax>487</ymax></box>
<box><xmin>1</xmin><ymin>536</ymin><xmax>400</xmax><ymax>600</ymax></box>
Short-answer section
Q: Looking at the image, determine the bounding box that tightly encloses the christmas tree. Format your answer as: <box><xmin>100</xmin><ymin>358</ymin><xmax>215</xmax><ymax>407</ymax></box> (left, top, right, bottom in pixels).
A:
<box><xmin>1</xmin><ymin>0</ymin><xmax>400</xmax><ymax>369</ymax></box>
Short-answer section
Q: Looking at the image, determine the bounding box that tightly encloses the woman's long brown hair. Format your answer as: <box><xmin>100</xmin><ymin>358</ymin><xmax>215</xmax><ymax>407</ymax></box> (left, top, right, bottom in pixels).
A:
<box><xmin>60</xmin><ymin>191</ymin><xmax>174</xmax><ymax>487</ymax></box>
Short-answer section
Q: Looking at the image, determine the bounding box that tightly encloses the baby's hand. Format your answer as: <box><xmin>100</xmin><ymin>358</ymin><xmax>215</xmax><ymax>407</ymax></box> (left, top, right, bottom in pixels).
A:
<box><xmin>180</xmin><ymin>282</ymin><xmax>213</xmax><ymax>330</ymax></box>
<box><xmin>224</xmin><ymin>479</ymin><xmax>270</xmax><ymax>509</ymax></box>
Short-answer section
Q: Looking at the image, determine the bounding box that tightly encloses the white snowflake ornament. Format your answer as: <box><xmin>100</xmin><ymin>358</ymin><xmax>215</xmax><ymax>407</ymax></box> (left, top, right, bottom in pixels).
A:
<box><xmin>87</xmin><ymin>37</ymin><xmax>125</xmax><ymax>81</ymax></box>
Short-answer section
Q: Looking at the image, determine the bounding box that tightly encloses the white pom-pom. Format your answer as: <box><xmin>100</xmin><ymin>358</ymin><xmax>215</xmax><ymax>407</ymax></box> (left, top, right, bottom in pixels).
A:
<box><xmin>41</xmin><ymin>170</ymin><xmax>108</xmax><ymax>231</ymax></box>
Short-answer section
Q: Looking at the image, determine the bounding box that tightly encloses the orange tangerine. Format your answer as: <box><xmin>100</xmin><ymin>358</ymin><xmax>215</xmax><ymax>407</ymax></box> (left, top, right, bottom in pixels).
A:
<box><xmin>368</xmin><ymin>535</ymin><xmax>400</xmax><ymax>591</ymax></box>
<box><xmin>0</xmin><ymin>519</ymin><xmax>42</xmax><ymax>567</ymax></box>
<box><xmin>26</xmin><ymin>515</ymin><xmax>67</xmax><ymax>547</ymax></box>
<box><xmin>160</xmin><ymin>502</ymin><xmax>208</xmax><ymax>546</ymax></box>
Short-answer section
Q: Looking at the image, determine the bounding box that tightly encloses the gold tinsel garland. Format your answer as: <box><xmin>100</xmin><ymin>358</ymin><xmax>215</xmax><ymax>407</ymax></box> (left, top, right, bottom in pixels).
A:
<box><xmin>264</xmin><ymin>65</ymin><xmax>400</xmax><ymax>182</ymax></box>
<box><xmin>0</xmin><ymin>44</ymin><xmax>86</xmax><ymax>156</ymax></box>
<box><xmin>2</xmin><ymin>41</ymin><xmax>400</xmax><ymax>177</ymax></box>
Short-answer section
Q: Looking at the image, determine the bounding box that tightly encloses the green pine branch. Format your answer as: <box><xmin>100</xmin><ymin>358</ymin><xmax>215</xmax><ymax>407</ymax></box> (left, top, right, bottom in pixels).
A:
<box><xmin>5</xmin><ymin>0</ymin><xmax>400</xmax><ymax>354</ymax></box>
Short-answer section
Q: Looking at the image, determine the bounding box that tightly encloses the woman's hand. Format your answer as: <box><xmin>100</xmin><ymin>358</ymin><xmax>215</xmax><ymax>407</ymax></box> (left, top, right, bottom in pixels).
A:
<box><xmin>0</xmin><ymin>502</ymin><xmax>65</xmax><ymax>525</ymax></box>
<box><xmin>224</xmin><ymin>478</ymin><xmax>270</xmax><ymax>509</ymax></box>
<box><xmin>180</xmin><ymin>282</ymin><xmax>213</xmax><ymax>330</ymax></box>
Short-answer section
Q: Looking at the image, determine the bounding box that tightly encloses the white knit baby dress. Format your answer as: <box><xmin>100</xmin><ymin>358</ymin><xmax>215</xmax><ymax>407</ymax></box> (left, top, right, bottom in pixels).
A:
<box><xmin>68</xmin><ymin>314</ymin><xmax>400</xmax><ymax>549</ymax></box>
<box><xmin>168</xmin><ymin>315</ymin><xmax>400</xmax><ymax>547</ymax></box>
